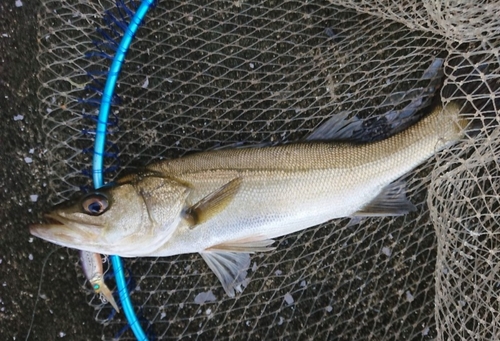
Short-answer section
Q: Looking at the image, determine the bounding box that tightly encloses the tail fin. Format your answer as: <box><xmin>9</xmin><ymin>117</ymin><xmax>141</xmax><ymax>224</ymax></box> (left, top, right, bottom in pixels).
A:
<box><xmin>437</xmin><ymin>101</ymin><xmax>469</xmax><ymax>144</ymax></box>
<box><xmin>441</xmin><ymin>56</ymin><xmax>500</xmax><ymax>138</ymax></box>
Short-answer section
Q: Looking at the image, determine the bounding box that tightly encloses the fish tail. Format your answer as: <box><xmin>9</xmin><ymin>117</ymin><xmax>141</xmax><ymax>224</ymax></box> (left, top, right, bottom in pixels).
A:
<box><xmin>437</xmin><ymin>101</ymin><xmax>469</xmax><ymax>143</ymax></box>
<box><xmin>441</xmin><ymin>57</ymin><xmax>500</xmax><ymax>137</ymax></box>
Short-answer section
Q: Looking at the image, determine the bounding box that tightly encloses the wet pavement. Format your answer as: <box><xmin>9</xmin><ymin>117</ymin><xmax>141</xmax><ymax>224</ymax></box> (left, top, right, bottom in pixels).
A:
<box><xmin>0</xmin><ymin>1</ymin><xmax>101</xmax><ymax>339</ymax></box>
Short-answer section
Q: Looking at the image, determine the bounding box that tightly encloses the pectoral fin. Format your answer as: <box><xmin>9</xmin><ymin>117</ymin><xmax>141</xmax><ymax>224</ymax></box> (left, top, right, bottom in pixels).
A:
<box><xmin>354</xmin><ymin>181</ymin><xmax>416</xmax><ymax>216</ymax></box>
<box><xmin>185</xmin><ymin>177</ymin><xmax>242</xmax><ymax>228</ymax></box>
<box><xmin>200</xmin><ymin>238</ymin><xmax>275</xmax><ymax>297</ymax></box>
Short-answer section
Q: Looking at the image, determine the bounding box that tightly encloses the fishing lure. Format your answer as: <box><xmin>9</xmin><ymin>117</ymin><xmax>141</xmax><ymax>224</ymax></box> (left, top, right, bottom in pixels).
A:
<box><xmin>79</xmin><ymin>250</ymin><xmax>120</xmax><ymax>312</ymax></box>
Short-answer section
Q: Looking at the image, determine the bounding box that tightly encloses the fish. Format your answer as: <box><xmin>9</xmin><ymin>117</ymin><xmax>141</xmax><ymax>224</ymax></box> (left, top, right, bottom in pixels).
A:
<box><xmin>79</xmin><ymin>250</ymin><xmax>120</xmax><ymax>312</ymax></box>
<box><xmin>30</xmin><ymin>101</ymin><xmax>467</xmax><ymax>297</ymax></box>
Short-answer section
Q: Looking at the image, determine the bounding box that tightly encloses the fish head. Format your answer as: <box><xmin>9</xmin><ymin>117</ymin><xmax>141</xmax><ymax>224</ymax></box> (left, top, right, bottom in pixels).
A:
<box><xmin>30</xmin><ymin>175</ymin><xmax>190</xmax><ymax>256</ymax></box>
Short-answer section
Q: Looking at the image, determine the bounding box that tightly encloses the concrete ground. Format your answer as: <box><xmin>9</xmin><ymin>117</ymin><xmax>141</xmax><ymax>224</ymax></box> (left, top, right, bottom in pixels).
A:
<box><xmin>0</xmin><ymin>1</ymin><xmax>101</xmax><ymax>339</ymax></box>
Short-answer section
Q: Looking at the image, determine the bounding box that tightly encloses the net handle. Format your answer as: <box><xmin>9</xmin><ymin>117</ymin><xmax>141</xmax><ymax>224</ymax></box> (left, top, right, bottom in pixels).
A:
<box><xmin>93</xmin><ymin>1</ymin><xmax>155</xmax><ymax>340</ymax></box>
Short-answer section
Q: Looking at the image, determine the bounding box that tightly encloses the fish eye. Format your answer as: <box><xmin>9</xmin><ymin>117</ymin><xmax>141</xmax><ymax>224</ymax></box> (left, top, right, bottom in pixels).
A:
<box><xmin>81</xmin><ymin>193</ymin><xmax>109</xmax><ymax>216</ymax></box>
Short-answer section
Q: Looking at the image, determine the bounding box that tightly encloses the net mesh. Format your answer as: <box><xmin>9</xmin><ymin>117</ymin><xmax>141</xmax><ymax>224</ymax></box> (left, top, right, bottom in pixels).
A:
<box><xmin>36</xmin><ymin>0</ymin><xmax>500</xmax><ymax>340</ymax></box>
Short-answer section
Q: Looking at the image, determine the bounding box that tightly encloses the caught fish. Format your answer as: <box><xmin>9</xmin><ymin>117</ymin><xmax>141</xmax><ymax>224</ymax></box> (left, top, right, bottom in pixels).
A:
<box><xmin>79</xmin><ymin>250</ymin><xmax>120</xmax><ymax>312</ymax></box>
<box><xmin>31</xmin><ymin>101</ymin><xmax>467</xmax><ymax>296</ymax></box>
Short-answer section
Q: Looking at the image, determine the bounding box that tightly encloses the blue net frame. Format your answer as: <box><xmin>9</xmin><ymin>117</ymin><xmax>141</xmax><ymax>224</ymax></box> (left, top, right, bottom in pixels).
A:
<box><xmin>92</xmin><ymin>1</ymin><xmax>155</xmax><ymax>340</ymax></box>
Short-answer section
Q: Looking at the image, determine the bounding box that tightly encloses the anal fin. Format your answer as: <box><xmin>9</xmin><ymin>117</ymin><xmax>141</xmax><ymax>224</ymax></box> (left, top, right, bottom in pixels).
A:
<box><xmin>200</xmin><ymin>238</ymin><xmax>275</xmax><ymax>297</ymax></box>
<box><xmin>354</xmin><ymin>181</ymin><xmax>416</xmax><ymax>216</ymax></box>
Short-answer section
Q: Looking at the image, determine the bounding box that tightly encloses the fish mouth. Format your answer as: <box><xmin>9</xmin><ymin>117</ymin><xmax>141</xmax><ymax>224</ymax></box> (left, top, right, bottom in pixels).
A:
<box><xmin>29</xmin><ymin>223</ymin><xmax>74</xmax><ymax>245</ymax></box>
<box><xmin>29</xmin><ymin>213</ymin><xmax>102</xmax><ymax>245</ymax></box>
<box><xmin>44</xmin><ymin>215</ymin><xmax>64</xmax><ymax>225</ymax></box>
<box><xmin>44</xmin><ymin>213</ymin><xmax>103</xmax><ymax>229</ymax></box>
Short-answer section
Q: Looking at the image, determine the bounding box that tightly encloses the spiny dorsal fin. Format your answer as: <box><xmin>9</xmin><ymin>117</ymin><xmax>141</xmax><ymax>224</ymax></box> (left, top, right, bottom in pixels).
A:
<box><xmin>307</xmin><ymin>58</ymin><xmax>444</xmax><ymax>143</ymax></box>
<box><xmin>115</xmin><ymin>169</ymin><xmax>166</xmax><ymax>185</ymax></box>
<box><xmin>354</xmin><ymin>181</ymin><xmax>416</xmax><ymax>216</ymax></box>
<box><xmin>305</xmin><ymin>110</ymin><xmax>360</xmax><ymax>141</ymax></box>
<box><xmin>185</xmin><ymin>177</ymin><xmax>242</xmax><ymax>228</ymax></box>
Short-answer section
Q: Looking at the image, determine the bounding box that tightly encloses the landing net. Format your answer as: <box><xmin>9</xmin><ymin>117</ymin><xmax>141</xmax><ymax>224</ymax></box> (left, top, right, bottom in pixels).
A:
<box><xmin>37</xmin><ymin>1</ymin><xmax>500</xmax><ymax>340</ymax></box>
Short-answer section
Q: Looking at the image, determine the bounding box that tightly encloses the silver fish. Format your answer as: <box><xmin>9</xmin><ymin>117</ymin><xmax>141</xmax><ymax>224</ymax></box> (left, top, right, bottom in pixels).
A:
<box><xmin>31</xmin><ymin>101</ymin><xmax>466</xmax><ymax>296</ymax></box>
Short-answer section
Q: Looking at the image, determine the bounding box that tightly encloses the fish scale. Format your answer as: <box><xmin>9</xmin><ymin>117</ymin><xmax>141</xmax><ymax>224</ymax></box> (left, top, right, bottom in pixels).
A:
<box><xmin>31</xmin><ymin>101</ymin><xmax>466</xmax><ymax>297</ymax></box>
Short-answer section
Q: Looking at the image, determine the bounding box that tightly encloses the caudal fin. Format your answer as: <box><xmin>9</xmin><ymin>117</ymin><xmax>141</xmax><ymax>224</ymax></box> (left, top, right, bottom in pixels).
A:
<box><xmin>441</xmin><ymin>57</ymin><xmax>500</xmax><ymax>137</ymax></box>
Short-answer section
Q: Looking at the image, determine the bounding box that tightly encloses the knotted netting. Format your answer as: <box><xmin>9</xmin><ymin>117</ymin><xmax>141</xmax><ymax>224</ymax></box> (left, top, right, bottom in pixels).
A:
<box><xmin>37</xmin><ymin>0</ymin><xmax>499</xmax><ymax>339</ymax></box>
